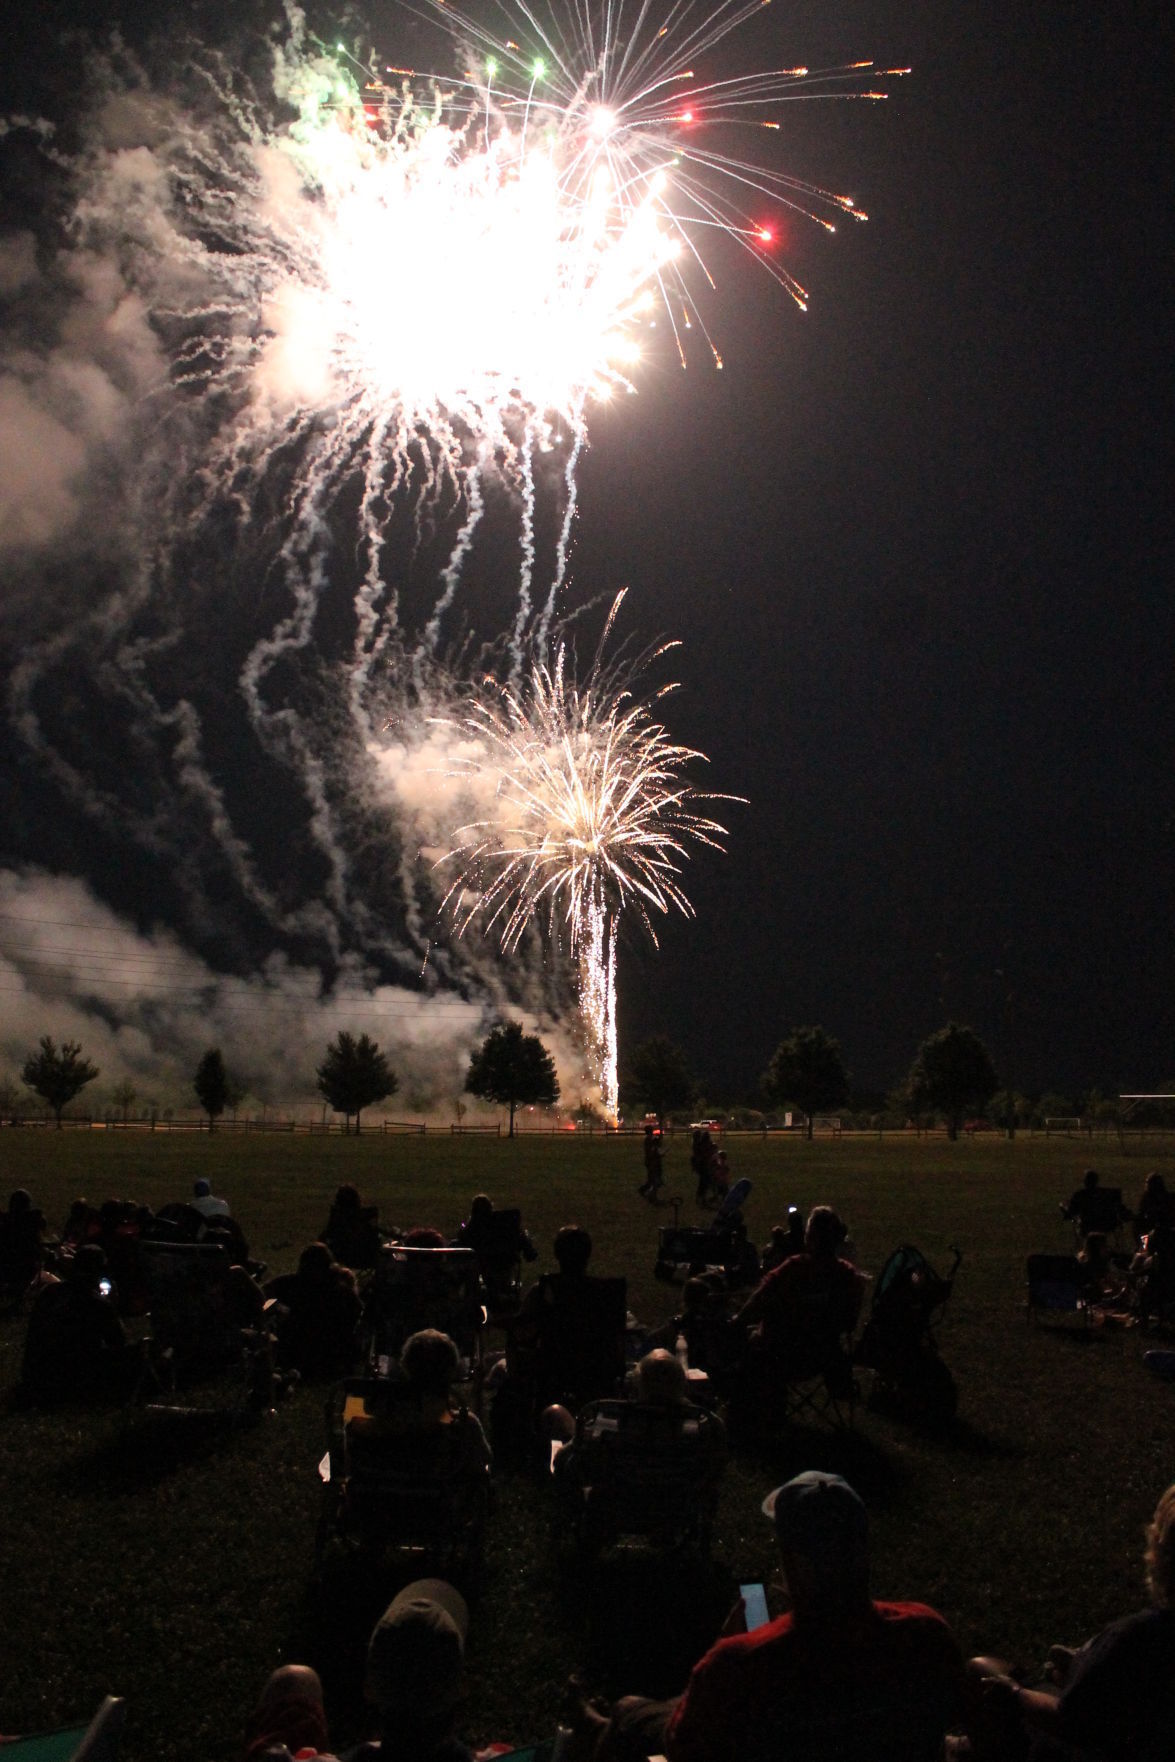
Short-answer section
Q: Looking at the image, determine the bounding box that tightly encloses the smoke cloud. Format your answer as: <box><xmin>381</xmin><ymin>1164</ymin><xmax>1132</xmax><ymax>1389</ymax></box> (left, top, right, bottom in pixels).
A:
<box><xmin>0</xmin><ymin>865</ymin><xmax>593</xmax><ymax>1115</ymax></box>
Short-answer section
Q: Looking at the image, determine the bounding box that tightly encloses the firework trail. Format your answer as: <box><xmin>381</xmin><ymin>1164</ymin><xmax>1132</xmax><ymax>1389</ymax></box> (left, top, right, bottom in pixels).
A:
<box><xmin>425</xmin><ymin>596</ymin><xmax>736</xmax><ymax>1116</ymax></box>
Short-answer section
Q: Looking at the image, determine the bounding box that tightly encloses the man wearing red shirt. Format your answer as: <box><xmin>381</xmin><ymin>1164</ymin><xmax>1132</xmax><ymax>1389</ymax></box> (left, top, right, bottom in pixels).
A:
<box><xmin>585</xmin><ymin>1470</ymin><xmax>967</xmax><ymax>1762</ymax></box>
<box><xmin>733</xmin><ymin>1204</ymin><xmax>865</xmax><ymax>1397</ymax></box>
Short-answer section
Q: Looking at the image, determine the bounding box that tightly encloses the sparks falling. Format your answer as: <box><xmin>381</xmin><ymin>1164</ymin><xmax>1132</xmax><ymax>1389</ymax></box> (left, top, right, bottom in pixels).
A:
<box><xmin>49</xmin><ymin>3</ymin><xmax>902</xmax><ymax>657</ymax></box>
<box><xmin>434</xmin><ymin>598</ymin><xmax>735</xmax><ymax>1116</ymax></box>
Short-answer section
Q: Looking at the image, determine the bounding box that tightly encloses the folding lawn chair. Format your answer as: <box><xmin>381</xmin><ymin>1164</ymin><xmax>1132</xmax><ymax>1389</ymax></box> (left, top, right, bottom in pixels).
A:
<box><xmin>555</xmin><ymin>1395</ymin><xmax>725</xmax><ymax>1559</ymax></box>
<box><xmin>0</xmin><ymin>1697</ymin><xmax>126</xmax><ymax>1762</ymax></box>
<box><xmin>757</xmin><ymin>1336</ymin><xmax>859</xmax><ymax>1432</ymax></box>
<box><xmin>136</xmin><ymin>1240</ymin><xmax>273</xmax><ymax>1413</ymax></box>
<box><xmin>654</xmin><ymin>1224</ymin><xmax>747</xmax><ymax>1285</ymax></box>
<box><xmin>316</xmin><ymin>1374</ymin><xmax>490</xmax><ymax>1585</ymax></box>
<box><xmin>363</xmin><ymin>1245</ymin><xmax>484</xmax><ymax>1404</ymax></box>
<box><xmin>529</xmin><ymin>1275</ymin><xmax>628</xmax><ymax>1411</ymax></box>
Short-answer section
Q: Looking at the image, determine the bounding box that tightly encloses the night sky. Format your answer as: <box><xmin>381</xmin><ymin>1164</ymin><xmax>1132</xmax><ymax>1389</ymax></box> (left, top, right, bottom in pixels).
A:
<box><xmin>0</xmin><ymin>1</ymin><xmax>1169</xmax><ymax>1106</ymax></box>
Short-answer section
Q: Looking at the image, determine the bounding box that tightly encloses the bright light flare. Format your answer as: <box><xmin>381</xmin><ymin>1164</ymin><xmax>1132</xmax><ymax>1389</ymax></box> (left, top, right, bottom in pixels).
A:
<box><xmin>589</xmin><ymin>104</ymin><xmax>618</xmax><ymax>138</ymax></box>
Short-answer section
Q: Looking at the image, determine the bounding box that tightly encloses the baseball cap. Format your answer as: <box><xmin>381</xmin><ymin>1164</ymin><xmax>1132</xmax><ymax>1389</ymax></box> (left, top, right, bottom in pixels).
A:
<box><xmin>762</xmin><ymin>1471</ymin><xmax>868</xmax><ymax>1568</ymax></box>
<box><xmin>366</xmin><ymin>1578</ymin><xmax>469</xmax><ymax>1712</ymax></box>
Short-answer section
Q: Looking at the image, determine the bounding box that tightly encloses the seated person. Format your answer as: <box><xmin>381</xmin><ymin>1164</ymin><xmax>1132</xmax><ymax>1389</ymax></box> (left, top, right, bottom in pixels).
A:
<box><xmin>574</xmin><ymin>1470</ymin><xmax>967</xmax><ymax>1762</ymax></box>
<box><xmin>191</xmin><ymin>1177</ymin><xmax>231</xmax><ymax>1219</ymax></box>
<box><xmin>453</xmin><ymin>1193</ymin><xmax>538</xmax><ymax>1313</ymax></box>
<box><xmin>973</xmin><ymin>1480</ymin><xmax>1175</xmax><ymax>1762</ymax></box>
<box><xmin>550</xmin><ymin>1349</ymin><xmax>726</xmax><ymax>1537</ymax></box>
<box><xmin>244</xmin><ymin>1578</ymin><xmax>479</xmax><ymax>1761</ymax></box>
<box><xmin>761</xmin><ymin>1209</ymin><xmax>806</xmax><ymax>1274</ymax></box>
<box><xmin>513</xmin><ymin>1225</ymin><xmax>625</xmax><ymax>1406</ymax></box>
<box><xmin>60</xmin><ymin>1197</ymin><xmax>99</xmax><ymax>1250</ymax></box>
<box><xmin>454</xmin><ymin>1193</ymin><xmax>537</xmax><ymax>1260</ymax></box>
<box><xmin>493</xmin><ymin>1227</ymin><xmax>625</xmax><ymax>1457</ymax></box>
<box><xmin>0</xmin><ymin>1188</ymin><xmax>48</xmax><ymax>1300</ymax></box>
<box><xmin>1135</xmin><ymin>1172</ymin><xmax>1175</xmax><ymax>1242</ymax></box>
<box><xmin>733</xmin><ymin>1205</ymin><xmax>865</xmax><ymax>1396</ymax></box>
<box><xmin>401</xmin><ymin>1226</ymin><xmax>447</xmax><ymax>1248</ymax></box>
<box><xmin>267</xmin><ymin>1243</ymin><xmax>361</xmax><ymax>1381</ymax></box>
<box><xmin>1133</xmin><ymin>1222</ymin><xmax>1175</xmax><ymax>1328</ymax></box>
<box><xmin>320</xmin><ymin>1183</ymin><xmax>384</xmax><ymax>1271</ymax></box>
<box><xmin>20</xmin><ymin>1245</ymin><xmax>139</xmax><ymax>1403</ymax></box>
<box><xmin>1061</xmin><ymin>1169</ymin><xmax>1131</xmax><ymax>1236</ymax></box>
<box><xmin>348</xmin><ymin>1328</ymin><xmax>491</xmax><ymax>1482</ymax></box>
<box><xmin>646</xmin><ymin>1274</ymin><xmax>736</xmax><ymax>1383</ymax></box>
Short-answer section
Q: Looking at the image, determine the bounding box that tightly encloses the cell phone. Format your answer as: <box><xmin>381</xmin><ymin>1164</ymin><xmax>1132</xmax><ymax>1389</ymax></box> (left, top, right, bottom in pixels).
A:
<box><xmin>98</xmin><ymin>1278</ymin><xmax>113</xmax><ymax>1297</ymax></box>
<box><xmin>739</xmin><ymin>1581</ymin><xmax>769</xmax><ymax>1631</ymax></box>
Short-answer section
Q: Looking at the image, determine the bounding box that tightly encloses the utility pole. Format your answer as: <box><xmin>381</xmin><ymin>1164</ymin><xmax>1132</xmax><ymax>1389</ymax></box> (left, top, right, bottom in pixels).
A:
<box><xmin>995</xmin><ymin>965</ymin><xmax>1015</xmax><ymax>1140</ymax></box>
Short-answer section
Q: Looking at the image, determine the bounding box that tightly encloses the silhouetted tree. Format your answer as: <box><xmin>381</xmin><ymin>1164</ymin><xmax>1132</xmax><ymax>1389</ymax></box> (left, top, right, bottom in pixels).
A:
<box><xmin>465</xmin><ymin>1020</ymin><xmax>559</xmax><ymax>1138</ymax></box>
<box><xmin>194</xmin><ymin>1048</ymin><xmax>236</xmax><ymax>1131</ymax></box>
<box><xmin>21</xmin><ymin>1037</ymin><xmax>99</xmax><ymax>1128</ymax></box>
<box><xmin>622</xmin><ymin>1034</ymin><xmax>695</xmax><ymax>1128</ymax></box>
<box><xmin>317</xmin><ymin>1031</ymin><xmax>397</xmax><ymax>1134</ymax></box>
<box><xmin>905</xmin><ymin>1022</ymin><xmax>998</xmax><ymax>1140</ymax></box>
<box><xmin>110</xmin><ymin>1080</ymin><xmax>137</xmax><ymax>1125</ymax></box>
<box><xmin>762</xmin><ymin>1025</ymin><xmax>849</xmax><ymax>1140</ymax></box>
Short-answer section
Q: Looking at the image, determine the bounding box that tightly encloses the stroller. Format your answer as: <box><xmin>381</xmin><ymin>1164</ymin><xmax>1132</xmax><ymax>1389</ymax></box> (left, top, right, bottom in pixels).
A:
<box><xmin>855</xmin><ymin>1244</ymin><xmax>962</xmax><ymax>1422</ymax></box>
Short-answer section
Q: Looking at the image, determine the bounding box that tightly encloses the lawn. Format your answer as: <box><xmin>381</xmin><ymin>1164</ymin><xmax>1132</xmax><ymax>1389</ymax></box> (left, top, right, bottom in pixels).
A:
<box><xmin>1</xmin><ymin>1128</ymin><xmax>1172</xmax><ymax>1761</ymax></box>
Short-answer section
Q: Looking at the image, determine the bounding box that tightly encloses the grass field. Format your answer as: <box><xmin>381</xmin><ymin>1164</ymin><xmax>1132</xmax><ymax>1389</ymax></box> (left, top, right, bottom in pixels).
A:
<box><xmin>1</xmin><ymin>1129</ymin><xmax>1173</xmax><ymax>1761</ymax></box>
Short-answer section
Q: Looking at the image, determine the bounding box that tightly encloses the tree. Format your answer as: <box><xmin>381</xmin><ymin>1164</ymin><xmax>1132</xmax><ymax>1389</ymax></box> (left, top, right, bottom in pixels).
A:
<box><xmin>317</xmin><ymin>1031</ymin><xmax>397</xmax><ymax>1134</ymax></box>
<box><xmin>465</xmin><ymin>1020</ymin><xmax>559</xmax><ymax>1138</ymax></box>
<box><xmin>905</xmin><ymin>1022</ymin><xmax>998</xmax><ymax>1141</ymax></box>
<box><xmin>193</xmin><ymin>1048</ymin><xmax>236</xmax><ymax>1131</ymax></box>
<box><xmin>622</xmin><ymin>1035</ymin><xmax>695</xmax><ymax>1128</ymax></box>
<box><xmin>762</xmin><ymin>1025</ymin><xmax>849</xmax><ymax>1140</ymax></box>
<box><xmin>109</xmin><ymin>1079</ymin><xmax>137</xmax><ymax>1125</ymax></box>
<box><xmin>21</xmin><ymin>1036</ymin><xmax>100</xmax><ymax>1128</ymax></box>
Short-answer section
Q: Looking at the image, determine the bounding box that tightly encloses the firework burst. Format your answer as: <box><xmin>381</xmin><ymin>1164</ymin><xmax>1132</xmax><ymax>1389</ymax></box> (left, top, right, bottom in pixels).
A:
<box><xmin>36</xmin><ymin>3</ymin><xmax>901</xmax><ymax>659</ymax></box>
<box><xmin>434</xmin><ymin>596</ymin><xmax>736</xmax><ymax>1115</ymax></box>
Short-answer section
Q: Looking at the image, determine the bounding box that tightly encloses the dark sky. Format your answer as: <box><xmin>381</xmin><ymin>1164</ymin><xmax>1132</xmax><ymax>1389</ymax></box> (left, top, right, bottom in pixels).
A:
<box><xmin>582</xmin><ymin>0</ymin><xmax>1173</xmax><ymax>1098</ymax></box>
<box><xmin>1</xmin><ymin>0</ymin><xmax>1170</xmax><ymax>1103</ymax></box>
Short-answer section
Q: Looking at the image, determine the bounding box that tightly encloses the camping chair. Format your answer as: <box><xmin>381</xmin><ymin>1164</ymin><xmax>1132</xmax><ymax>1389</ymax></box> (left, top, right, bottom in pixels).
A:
<box><xmin>1026</xmin><ymin>1253</ymin><xmax>1091</xmax><ymax>1327</ymax></box>
<box><xmin>0</xmin><ymin>1697</ymin><xmax>126</xmax><ymax>1762</ymax></box>
<box><xmin>362</xmin><ymin>1246</ymin><xmax>484</xmax><ymax>1402</ymax></box>
<box><xmin>755</xmin><ymin>1334</ymin><xmax>859</xmax><ymax>1431</ymax></box>
<box><xmin>136</xmin><ymin>1240</ymin><xmax>273</xmax><ymax>1412</ymax></box>
<box><xmin>316</xmin><ymin>1375</ymin><xmax>490</xmax><ymax>1584</ymax></box>
<box><xmin>528</xmin><ymin>1276</ymin><xmax>628</xmax><ymax>1411</ymax></box>
<box><xmin>555</xmin><ymin>1395</ymin><xmax>725</xmax><ymax>1559</ymax></box>
<box><xmin>654</xmin><ymin>1224</ymin><xmax>749</xmax><ymax>1286</ymax></box>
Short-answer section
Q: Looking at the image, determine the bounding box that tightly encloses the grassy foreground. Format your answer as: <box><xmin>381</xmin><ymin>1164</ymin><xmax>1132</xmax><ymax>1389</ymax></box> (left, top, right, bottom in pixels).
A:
<box><xmin>1</xmin><ymin>1129</ymin><xmax>1173</xmax><ymax>1761</ymax></box>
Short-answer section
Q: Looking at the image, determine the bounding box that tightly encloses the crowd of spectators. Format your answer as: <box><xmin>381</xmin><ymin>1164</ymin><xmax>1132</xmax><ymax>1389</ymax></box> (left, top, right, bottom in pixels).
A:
<box><xmin>1057</xmin><ymin>1170</ymin><xmax>1175</xmax><ymax>1326</ymax></box>
<box><xmin>4</xmin><ymin>1165</ymin><xmax>1174</xmax><ymax>1761</ymax></box>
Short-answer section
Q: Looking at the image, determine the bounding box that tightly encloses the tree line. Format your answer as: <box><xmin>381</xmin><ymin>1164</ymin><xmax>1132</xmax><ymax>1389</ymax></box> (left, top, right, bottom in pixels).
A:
<box><xmin>619</xmin><ymin>1022</ymin><xmax>1114</xmax><ymax>1141</ymax></box>
<box><xmin>9</xmin><ymin>1021</ymin><xmax>560</xmax><ymax>1138</ymax></box>
<box><xmin>4</xmin><ymin>1020</ymin><xmax>1150</xmax><ymax>1137</ymax></box>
